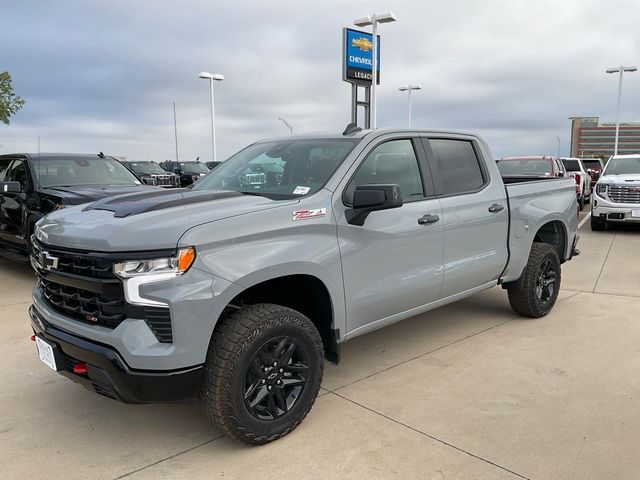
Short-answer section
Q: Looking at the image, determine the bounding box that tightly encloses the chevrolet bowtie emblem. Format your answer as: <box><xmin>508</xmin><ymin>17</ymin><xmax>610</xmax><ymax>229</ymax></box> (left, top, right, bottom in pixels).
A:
<box><xmin>352</xmin><ymin>37</ymin><xmax>373</xmax><ymax>52</ymax></box>
<box><xmin>40</xmin><ymin>251</ymin><xmax>59</xmax><ymax>271</ymax></box>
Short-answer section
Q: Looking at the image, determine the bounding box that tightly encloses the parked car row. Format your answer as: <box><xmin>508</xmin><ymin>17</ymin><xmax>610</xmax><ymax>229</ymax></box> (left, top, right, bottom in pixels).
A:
<box><xmin>495</xmin><ymin>155</ymin><xmax>595</xmax><ymax>211</ymax></box>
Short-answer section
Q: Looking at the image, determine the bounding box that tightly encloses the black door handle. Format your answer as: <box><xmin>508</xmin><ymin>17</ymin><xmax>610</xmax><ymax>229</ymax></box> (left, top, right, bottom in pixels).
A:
<box><xmin>488</xmin><ymin>204</ymin><xmax>504</xmax><ymax>213</ymax></box>
<box><xmin>418</xmin><ymin>214</ymin><xmax>439</xmax><ymax>225</ymax></box>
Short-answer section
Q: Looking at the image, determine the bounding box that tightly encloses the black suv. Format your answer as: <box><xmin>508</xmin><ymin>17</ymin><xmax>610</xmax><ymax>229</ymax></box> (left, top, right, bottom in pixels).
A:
<box><xmin>120</xmin><ymin>160</ymin><xmax>180</xmax><ymax>188</ymax></box>
<box><xmin>0</xmin><ymin>153</ymin><xmax>156</xmax><ymax>255</ymax></box>
<box><xmin>162</xmin><ymin>160</ymin><xmax>210</xmax><ymax>186</ymax></box>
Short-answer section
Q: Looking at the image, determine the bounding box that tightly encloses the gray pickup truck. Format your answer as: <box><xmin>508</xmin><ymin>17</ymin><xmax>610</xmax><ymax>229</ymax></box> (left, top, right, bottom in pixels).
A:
<box><xmin>29</xmin><ymin>128</ymin><xmax>579</xmax><ymax>444</ymax></box>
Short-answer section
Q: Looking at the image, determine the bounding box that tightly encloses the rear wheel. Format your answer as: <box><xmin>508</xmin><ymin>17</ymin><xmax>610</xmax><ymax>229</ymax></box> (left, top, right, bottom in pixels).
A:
<box><xmin>578</xmin><ymin>196</ymin><xmax>585</xmax><ymax>211</ymax></box>
<box><xmin>590</xmin><ymin>214</ymin><xmax>606</xmax><ymax>231</ymax></box>
<box><xmin>507</xmin><ymin>243</ymin><xmax>561</xmax><ymax>318</ymax></box>
<box><xmin>200</xmin><ymin>303</ymin><xmax>324</xmax><ymax>445</ymax></box>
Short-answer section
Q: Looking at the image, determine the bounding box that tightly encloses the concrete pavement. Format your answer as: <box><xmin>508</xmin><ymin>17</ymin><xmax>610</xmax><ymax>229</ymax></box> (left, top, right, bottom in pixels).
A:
<box><xmin>1</xmin><ymin>213</ymin><xmax>639</xmax><ymax>479</ymax></box>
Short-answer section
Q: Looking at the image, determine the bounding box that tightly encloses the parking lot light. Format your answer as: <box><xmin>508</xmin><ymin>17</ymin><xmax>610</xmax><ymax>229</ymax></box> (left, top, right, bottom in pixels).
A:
<box><xmin>198</xmin><ymin>72</ymin><xmax>225</xmax><ymax>161</ymax></box>
<box><xmin>606</xmin><ymin>66</ymin><xmax>637</xmax><ymax>156</ymax></box>
<box><xmin>353</xmin><ymin>12</ymin><xmax>397</xmax><ymax>129</ymax></box>
<box><xmin>398</xmin><ymin>84</ymin><xmax>422</xmax><ymax>128</ymax></box>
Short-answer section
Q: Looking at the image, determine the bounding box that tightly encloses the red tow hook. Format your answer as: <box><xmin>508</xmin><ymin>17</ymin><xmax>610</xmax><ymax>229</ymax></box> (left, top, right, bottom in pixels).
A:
<box><xmin>73</xmin><ymin>362</ymin><xmax>88</xmax><ymax>375</ymax></box>
<box><xmin>30</xmin><ymin>335</ymin><xmax>36</xmax><ymax>341</ymax></box>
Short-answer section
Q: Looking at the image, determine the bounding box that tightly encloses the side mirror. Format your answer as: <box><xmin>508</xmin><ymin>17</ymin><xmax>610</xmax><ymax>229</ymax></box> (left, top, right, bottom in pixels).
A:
<box><xmin>0</xmin><ymin>181</ymin><xmax>22</xmax><ymax>193</ymax></box>
<box><xmin>346</xmin><ymin>184</ymin><xmax>403</xmax><ymax>226</ymax></box>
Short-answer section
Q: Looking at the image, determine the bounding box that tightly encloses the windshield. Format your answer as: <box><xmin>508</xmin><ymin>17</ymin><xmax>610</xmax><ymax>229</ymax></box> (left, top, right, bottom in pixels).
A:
<box><xmin>193</xmin><ymin>138</ymin><xmax>360</xmax><ymax>199</ymax></box>
<box><xmin>35</xmin><ymin>156</ymin><xmax>141</xmax><ymax>187</ymax></box>
<box><xmin>603</xmin><ymin>157</ymin><xmax>640</xmax><ymax>175</ymax></box>
<box><xmin>128</xmin><ymin>161</ymin><xmax>166</xmax><ymax>174</ymax></box>
<box><xmin>498</xmin><ymin>158</ymin><xmax>553</xmax><ymax>176</ymax></box>
<box><xmin>180</xmin><ymin>162</ymin><xmax>210</xmax><ymax>173</ymax></box>
<box><xmin>562</xmin><ymin>159</ymin><xmax>581</xmax><ymax>171</ymax></box>
<box><xmin>582</xmin><ymin>160</ymin><xmax>603</xmax><ymax>170</ymax></box>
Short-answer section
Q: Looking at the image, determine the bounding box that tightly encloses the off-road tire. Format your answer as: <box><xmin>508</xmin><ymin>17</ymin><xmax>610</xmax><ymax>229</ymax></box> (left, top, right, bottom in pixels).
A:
<box><xmin>200</xmin><ymin>303</ymin><xmax>324</xmax><ymax>445</ymax></box>
<box><xmin>590</xmin><ymin>214</ymin><xmax>606</xmax><ymax>231</ymax></box>
<box><xmin>507</xmin><ymin>242</ymin><xmax>561</xmax><ymax>318</ymax></box>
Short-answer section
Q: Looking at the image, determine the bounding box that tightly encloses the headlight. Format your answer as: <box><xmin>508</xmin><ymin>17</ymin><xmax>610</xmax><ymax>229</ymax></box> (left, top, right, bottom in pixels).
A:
<box><xmin>596</xmin><ymin>184</ymin><xmax>607</xmax><ymax>195</ymax></box>
<box><xmin>114</xmin><ymin>247</ymin><xmax>195</xmax><ymax>278</ymax></box>
<box><xmin>113</xmin><ymin>247</ymin><xmax>196</xmax><ymax>306</ymax></box>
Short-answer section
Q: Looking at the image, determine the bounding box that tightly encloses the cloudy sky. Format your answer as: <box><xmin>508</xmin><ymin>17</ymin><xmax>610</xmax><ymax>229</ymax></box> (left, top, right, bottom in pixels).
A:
<box><xmin>1</xmin><ymin>0</ymin><xmax>639</xmax><ymax>161</ymax></box>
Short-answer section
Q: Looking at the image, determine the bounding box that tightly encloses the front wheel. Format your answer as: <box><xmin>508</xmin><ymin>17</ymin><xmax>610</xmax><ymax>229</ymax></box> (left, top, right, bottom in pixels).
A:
<box><xmin>200</xmin><ymin>304</ymin><xmax>324</xmax><ymax>445</ymax></box>
<box><xmin>507</xmin><ymin>243</ymin><xmax>561</xmax><ymax>318</ymax></box>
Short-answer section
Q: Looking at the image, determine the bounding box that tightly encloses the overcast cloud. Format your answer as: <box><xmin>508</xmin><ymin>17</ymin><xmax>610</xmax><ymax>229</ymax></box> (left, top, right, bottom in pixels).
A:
<box><xmin>1</xmin><ymin>0</ymin><xmax>640</xmax><ymax>160</ymax></box>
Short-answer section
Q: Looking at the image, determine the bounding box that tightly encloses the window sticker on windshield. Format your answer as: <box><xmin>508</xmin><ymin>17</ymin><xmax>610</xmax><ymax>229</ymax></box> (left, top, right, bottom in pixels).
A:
<box><xmin>293</xmin><ymin>208</ymin><xmax>326</xmax><ymax>221</ymax></box>
<box><xmin>293</xmin><ymin>186</ymin><xmax>310</xmax><ymax>195</ymax></box>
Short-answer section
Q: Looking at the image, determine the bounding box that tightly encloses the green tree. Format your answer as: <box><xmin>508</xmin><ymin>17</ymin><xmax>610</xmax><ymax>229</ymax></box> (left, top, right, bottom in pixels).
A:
<box><xmin>0</xmin><ymin>71</ymin><xmax>25</xmax><ymax>125</ymax></box>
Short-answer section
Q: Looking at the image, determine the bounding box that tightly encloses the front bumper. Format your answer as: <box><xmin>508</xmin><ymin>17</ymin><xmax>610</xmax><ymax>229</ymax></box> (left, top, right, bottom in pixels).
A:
<box><xmin>29</xmin><ymin>305</ymin><xmax>203</xmax><ymax>403</ymax></box>
<box><xmin>592</xmin><ymin>194</ymin><xmax>640</xmax><ymax>223</ymax></box>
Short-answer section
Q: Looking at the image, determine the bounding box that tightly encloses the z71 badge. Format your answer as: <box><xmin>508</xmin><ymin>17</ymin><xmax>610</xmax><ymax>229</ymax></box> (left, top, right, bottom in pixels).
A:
<box><xmin>292</xmin><ymin>208</ymin><xmax>327</xmax><ymax>221</ymax></box>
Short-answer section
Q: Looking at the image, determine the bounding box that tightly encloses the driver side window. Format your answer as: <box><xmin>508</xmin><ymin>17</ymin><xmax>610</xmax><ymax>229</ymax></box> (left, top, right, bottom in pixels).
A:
<box><xmin>6</xmin><ymin>159</ymin><xmax>29</xmax><ymax>190</ymax></box>
<box><xmin>348</xmin><ymin>139</ymin><xmax>424</xmax><ymax>202</ymax></box>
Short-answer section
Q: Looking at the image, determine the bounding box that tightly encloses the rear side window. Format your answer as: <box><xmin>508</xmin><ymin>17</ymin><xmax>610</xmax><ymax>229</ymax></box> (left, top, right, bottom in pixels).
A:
<box><xmin>429</xmin><ymin>139</ymin><xmax>485</xmax><ymax>195</ymax></box>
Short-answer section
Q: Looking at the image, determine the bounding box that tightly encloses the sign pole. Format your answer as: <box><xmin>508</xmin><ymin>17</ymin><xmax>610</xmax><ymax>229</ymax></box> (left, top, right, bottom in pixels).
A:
<box><xmin>370</xmin><ymin>21</ymin><xmax>377</xmax><ymax>129</ymax></box>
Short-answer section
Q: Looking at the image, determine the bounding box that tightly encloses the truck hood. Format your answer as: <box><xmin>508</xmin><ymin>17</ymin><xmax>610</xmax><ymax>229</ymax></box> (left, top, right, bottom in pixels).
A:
<box><xmin>35</xmin><ymin>189</ymin><xmax>297</xmax><ymax>252</ymax></box>
<box><xmin>40</xmin><ymin>185</ymin><xmax>158</xmax><ymax>205</ymax></box>
<box><xmin>600</xmin><ymin>173</ymin><xmax>640</xmax><ymax>183</ymax></box>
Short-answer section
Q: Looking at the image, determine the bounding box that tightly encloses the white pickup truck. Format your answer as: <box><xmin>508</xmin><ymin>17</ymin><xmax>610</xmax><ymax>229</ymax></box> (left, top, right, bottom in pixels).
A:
<box><xmin>592</xmin><ymin>154</ymin><xmax>640</xmax><ymax>230</ymax></box>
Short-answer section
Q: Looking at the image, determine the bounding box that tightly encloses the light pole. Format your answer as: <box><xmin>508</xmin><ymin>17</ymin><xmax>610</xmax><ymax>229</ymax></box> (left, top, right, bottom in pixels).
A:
<box><xmin>198</xmin><ymin>71</ymin><xmax>224</xmax><ymax>161</ymax></box>
<box><xmin>398</xmin><ymin>84</ymin><xmax>422</xmax><ymax>128</ymax></box>
<box><xmin>606</xmin><ymin>66</ymin><xmax>637</xmax><ymax>156</ymax></box>
<box><xmin>354</xmin><ymin>12</ymin><xmax>396</xmax><ymax>129</ymax></box>
<box><xmin>278</xmin><ymin>117</ymin><xmax>293</xmax><ymax>135</ymax></box>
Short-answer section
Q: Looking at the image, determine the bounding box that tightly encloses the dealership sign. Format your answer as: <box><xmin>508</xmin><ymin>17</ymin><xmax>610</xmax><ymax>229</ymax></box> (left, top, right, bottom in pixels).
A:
<box><xmin>342</xmin><ymin>28</ymin><xmax>380</xmax><ymax>84</ymax></box>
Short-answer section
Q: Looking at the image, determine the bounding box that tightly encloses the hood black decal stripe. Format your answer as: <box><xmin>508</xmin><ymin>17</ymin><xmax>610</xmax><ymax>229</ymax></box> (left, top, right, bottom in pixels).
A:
<box><xmin>84</xmin><ymin>189</ymin><xmax>244</xmax><ymax>217</ymax></box>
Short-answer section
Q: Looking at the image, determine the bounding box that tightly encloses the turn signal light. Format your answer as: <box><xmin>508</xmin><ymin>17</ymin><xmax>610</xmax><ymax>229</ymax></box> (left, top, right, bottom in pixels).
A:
<box><xmin>177</xmin><ymin>247</ymin><xmax>196</xmax><ymax>272</ymax></box>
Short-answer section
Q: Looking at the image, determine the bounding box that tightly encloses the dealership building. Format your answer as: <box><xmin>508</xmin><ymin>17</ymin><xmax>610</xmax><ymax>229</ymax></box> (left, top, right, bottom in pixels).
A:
<box><xmin>569</xmin><ymin>116</ymin><xmax>640</xmax><ymax>158</ymax></box>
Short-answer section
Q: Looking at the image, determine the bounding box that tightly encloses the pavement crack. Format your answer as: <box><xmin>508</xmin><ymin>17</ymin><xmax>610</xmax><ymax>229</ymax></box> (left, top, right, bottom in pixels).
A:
<box><xmin>330</xmin><ymin>391</ymin><xmax>530</xmax><ymax>480</ymax></box>
<box><xmin>593</xmin><ymin>232</ymin><xmax>616</xmax><ymax>293</ymax></box>
<box><xmin>113</xmin><ymin>435</ymin><xmax>225</xmax><ymax>479</ymax></box>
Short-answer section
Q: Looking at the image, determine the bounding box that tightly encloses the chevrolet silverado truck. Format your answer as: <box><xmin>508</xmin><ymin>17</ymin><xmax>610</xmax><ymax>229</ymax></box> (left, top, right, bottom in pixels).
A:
<box><xmin>0</xmin><ymin>153</ymin><xmax>156</xmax><ymax>255</ymax></box>
<box><xmin>28</xmin><ymin>128</ymin><xmax>579</xmax><ymax>445</ymax></box>
<box><xmin>591</xmin><ymin>154</ymin><xmax>640</xmax><ymax>230</ymax></box>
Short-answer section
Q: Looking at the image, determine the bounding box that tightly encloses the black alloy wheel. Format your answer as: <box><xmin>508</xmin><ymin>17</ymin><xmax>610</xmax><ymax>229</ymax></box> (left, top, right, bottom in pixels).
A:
<box><xmin>535</xmin><ymin>258</ymin><xmax>556</xmax><ymax>304</ymax></box>
<box><xmin>200</xmin><ymin>303</ymin><xmax>324</xmax><ymax>445</ymax></box>
<box><xmin>243</xmin><ymin>336</ymin><xmax>308</xmax><ymax>420</ymax></box>
<box><xmin>506</xmin><ymin>242</ymin><xmax>561</xmax><ymax>318</ymax></box>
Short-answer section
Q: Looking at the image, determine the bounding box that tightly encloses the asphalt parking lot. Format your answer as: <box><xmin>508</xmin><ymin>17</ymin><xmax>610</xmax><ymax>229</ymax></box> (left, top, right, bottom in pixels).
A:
<box><xmin>1</xmin><ymin>209</ymin><xmax>639</xmax><ymax>480</ymax></box>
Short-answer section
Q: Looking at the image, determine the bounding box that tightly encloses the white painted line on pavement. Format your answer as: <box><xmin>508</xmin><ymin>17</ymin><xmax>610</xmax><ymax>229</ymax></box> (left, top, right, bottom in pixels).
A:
<box><xmin>578</xmin><ymin>213</ymin><xmax>590</xmax><ymax>230</ymax></box>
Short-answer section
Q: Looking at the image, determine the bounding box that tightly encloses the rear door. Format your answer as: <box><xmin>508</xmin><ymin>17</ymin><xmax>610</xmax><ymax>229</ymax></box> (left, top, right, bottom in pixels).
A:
<box><xmin>335</xmin><ymin>136</ymin><xmax>444</xmax><ymax>334</ymax></box>
<box><xmin>421</xmin><ymin>136</ymin><xmax>508</xmax><ymax>297</ymax></box>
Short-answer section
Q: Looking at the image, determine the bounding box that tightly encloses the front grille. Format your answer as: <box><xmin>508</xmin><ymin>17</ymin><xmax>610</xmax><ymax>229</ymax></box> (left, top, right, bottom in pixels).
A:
<box><xmin>32</xmin><ymin>239</ymin><xmax>173</xmax><ymax>343</ymax></box>
<box><xmin>607</xmin><ymin>185</ymin><xmax>640</xmax><ymax>204</ymax></box>
<box><xmin>153</xmin><ymin>175</ymin><xmax>175</xmax><ymax>186</ymax></box>
<box><xmin>39</xmin><ymin>277</ymin><xmax>127</xmax><ymax>328</ymax></box>
<box><xmin>32</xmin><ymin>240</ymin><xmax>115</xmax><ymax>279</ymax></box>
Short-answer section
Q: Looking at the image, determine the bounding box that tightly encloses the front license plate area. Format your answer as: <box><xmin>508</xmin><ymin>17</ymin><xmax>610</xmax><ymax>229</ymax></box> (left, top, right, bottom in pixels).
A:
<box><xmin>35</xmin><ymin>336</ymin><xmax>57</xmax><ymax>371</ymax></box>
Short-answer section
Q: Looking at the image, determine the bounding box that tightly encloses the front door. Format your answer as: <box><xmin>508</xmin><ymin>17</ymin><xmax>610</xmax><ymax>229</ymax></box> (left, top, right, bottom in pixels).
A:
<box><xmin>335</xmin><ymin>137</ymin><xmax>444</xmax><ymax>335</ymax></box>
<box><xmin>0</xmin><ymin>158</ymin><xmax>30</xmax><ymax>248</ymax></box>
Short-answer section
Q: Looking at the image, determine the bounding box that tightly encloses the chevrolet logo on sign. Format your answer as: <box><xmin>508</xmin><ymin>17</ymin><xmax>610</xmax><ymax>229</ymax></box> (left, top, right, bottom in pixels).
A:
<box><xmin>351</xmin><ymin>37</ymin><xmax>373</xmax><ymax>52</ymax></box>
